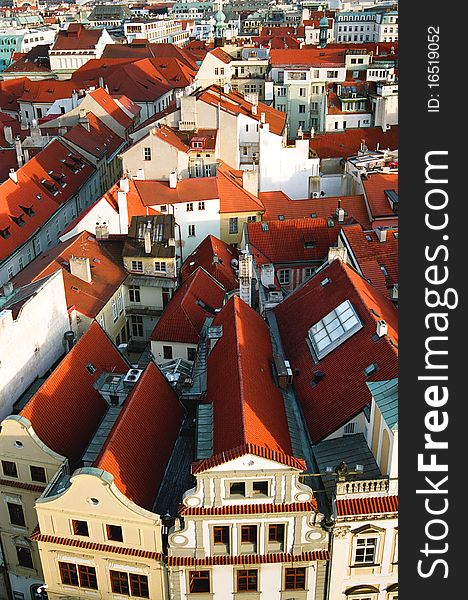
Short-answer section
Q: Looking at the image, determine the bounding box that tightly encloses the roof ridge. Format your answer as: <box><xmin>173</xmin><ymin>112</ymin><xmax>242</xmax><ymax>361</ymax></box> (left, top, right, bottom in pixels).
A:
<box><xmin>232</xmin><ymin>296</ymin><xmax>247</xmax><ymax>446</ymax></box>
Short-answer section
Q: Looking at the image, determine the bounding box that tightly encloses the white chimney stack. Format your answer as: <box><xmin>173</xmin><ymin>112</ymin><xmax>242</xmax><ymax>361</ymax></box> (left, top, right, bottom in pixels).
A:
<box><xmin>144</xmin><ymin>223</ymin><xmax>152</xmax><ymax>254</ymax></box>
<box><xmin>136</xmin><ymin>168</ymin><xmax>145</xmax><ymax>181</ymax></box>
<box><xmin>119</xmin><ymin>177</ymin><xmax>130</xmax><ymax>193</ymax></box>
<box><xmin>169</xmin><ymin>171</ymin><xmax>177</xmax><ymax>189</ymax></box>
<box><xmin>69</xmin><ymin>256</ymin><xmax>92</xmax><ymax>283</ymax></box>
<box><xmin>9</xmin><ymin>169</ymin><xmax>18</xmax><ymax>184</ymax></box>
<box><xmin>376</xmin><ymin>319</ymin><xmax>388</xmax><ymax>338</ymax></box>
<box><xmin>117</xmin><ymin>190</ymin><xmax>129</xmax><ymax>234</ymax></box>
<box><xmin>260</xmin><ymin>112</ymin><xmax>266</xmax><ymax>124</ymax></box>
<box><xmin>4</xmin><ymin>125</ymin><xmax>13</xmax><ymax>145</ymax></box>
<box><xmin>375</xmin><ymin>227</ymin><xmax>387</xmax><ymax>242</ymax></box>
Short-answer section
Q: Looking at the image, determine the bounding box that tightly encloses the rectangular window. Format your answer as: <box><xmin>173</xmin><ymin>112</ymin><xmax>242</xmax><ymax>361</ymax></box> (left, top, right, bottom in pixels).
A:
<box><xmin>229</xmin><ymin>481</ymin><xmax>245</xmax><ymax>497</ymax></box>
<box><xmin>344</xmin><ymin>422</ymin><xmax>356</xmax><ymax>434</ymax></box>
<box><xmin>299</xmin><ymin>87</ymin><xmax>306</xmax><ymax>96</ymax></box>
<box><xmin>268</xmin><ymin>523</ymin><xmax>285</xmax><ymax>543</ymax></box>
<box><xmin>106</xmin><ymin>524</ymin><xmax>123</xmax><ymax>542</ymax></box>
<box><xmin>186</xmin><ymin>203</ymin><xmax>194</xmax><ymax>211</ymax></box>
<box><xmin>8</xmin><ymin>503</ymin><xmax>25</xmax><ymax>527</ymax></box>
<box><xmin>160</xmin><ymin>205</ymin><xmax>167</xmax><ymax>212</ymax></box>
<box><xmin>131</xmin><ymin>315</ymin><xmax>144</xmax><ymax>337</ymax></box>
<box><xmin>18</xmin><ymin>256</ymin><xmax>24</xmax><ymax>270</ymax></box>
<box><xmin>78</xmin><ymin>564</ymin><xmax>98</xmax><ymax>589</ymax></box>
<box><xmin>72</xmin><ymin>520</ymin><xmax>89</xmax><ymax>537</ymax></box>
<box><xmin>110</xmin><ymin>570</ymin><xmax>129</xmax><ymax>595</ymax></box>
<box><xmin>278</xmin><ymin>269</ymin><xmax>290</xmax><ymax>285</ymax></box>
<box><xmin>154</xmin><ymin>261</ymin><xmax>167</xmax><ymax>273</ymax></box>
<box><xmin>304</xmin><ymin>267</ymin><xmax>314</xmax><ymax>280</ymax></box>
<box><xmin>229</xmin><ymin>217</ymin><xmax>238</xmax><ymax>234</ymax></box>
<box><xmin>187</xmin><ymin>347</ymin><xmax>197</xmax><ymax>361</ymax></box>
<box><xmin>285</xmin><ymin>567</ymin><xmax>306</xmax><ymax>590</ymax></box>
<box><xmin>112</xmin><ymin>299</ymin><xmax>118</xmax><ymax>323</ymax></box>
<box><xmin>354</xmin><ymin>537</ymin><xmax>378</xmax><ymax>564</ymax></box>
<box><xmin>30</xmin><ymin>466</ymin><xmax>46</xmax><ymax>483</ymax></box>
<box><xmin>240</xmin><ymin>525</ymin><xmax>257</xmax><ymax>544</ymax></box>
<box><xmin>144</xmin><ymin>147</ymin><xmax>151</xmax><ymax>161</ymax></box>
<box><xmin>163</xmin><ymin>346</ymin><xmax>173</xmax><ymax>359</ymax></box>
<box><xmin>245</xmin><ymin>124</ymin><xmax>249</xmax><ymax>132</ymax></box>
<box><xmin>16</xmin><ymin>546</ymin><xmax>33</xmax><ymax>569</ymax></box>
<box><xmin>189</xmin><ymin>570</ymin><xmax>210</xmax><ymax>593</ymax></box>
<box><xmin>131</xmin><ymin>261</ymin><xmax>143</xmax><ymax>272</ymax></box>
<box><xmin>2</xmin><ymin>460</ymin><xmax>18</xmax><ymax>478</ymax></box>
<box><xmin>130</xmin><ymin>573</ymin><xmax>149</xmax><ymax>597</ymax></box>
<box><xmin>247</xmin><ymin>215</ymin><xmax>256</xmax><ymax>223</ymax></box>
<box><xmin>59</xmin><ymin>562</ymin><xmax>79</xmax><ymax>587</ymax></box>
<box><xmin>299</xmin><ymin>104</ymin><xmax>306</xmax><ymax>113</ymax></box>
<box><xmin>213</xmin><ymin>526</ymin><xmax>229</xmax><ymax>545</ymax></box>
<box><xmin>252</xmin><ymin>481</ymin><xmax>269</xmax><ymax>496</ymax></box>
<box><xmin>188</xmin><ymin>225</ymin><xmax>196</xmax><ymax>237</ymax></box>
<box><xmin>129</xmin><ymin>286</ymin><xmax>141</xmax><ymax>303</ymax></box>
<box><xmin>237</xmin><ymin>569</ymin><xmax>258</xmax><ymax>592</ymax></box>
<box><xmin>327</xmin><ymin>70</ymin><xmax>338</xmax><ymax>78</ymax></box>
<box><xmin>198</xmin><ymin>201</ymin><xmax>205</xmax><ymax>210</ymax></box>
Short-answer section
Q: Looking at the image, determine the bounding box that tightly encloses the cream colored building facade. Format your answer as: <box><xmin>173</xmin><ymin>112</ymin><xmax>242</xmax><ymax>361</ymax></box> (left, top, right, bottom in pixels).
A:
<box><xmin>33</xmin><ymin>469</ymin><xmax>167</xmax><ymax>600</ymax></box>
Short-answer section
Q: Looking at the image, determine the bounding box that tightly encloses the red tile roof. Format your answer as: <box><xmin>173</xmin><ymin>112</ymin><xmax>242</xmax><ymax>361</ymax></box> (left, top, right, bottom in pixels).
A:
<box><xmin>259</xmin><ymin>192</ymin><xmax>371</xmax><ymax>229</ymax></box>
<box><xmin>168</xmin><ymin>551</ymin><xmax>329</xmax><ymax>566</ymax></box>
<box><xmin>310</xmin><ymin>126</ymin><xmax>398</xmax><ymax>159</ymax></box>
<box><xmin>102</xmin><ymin>178</ymin><xmax>159</xmax><ymax>225</ymax></box>
<box><xmin>3</xmin><ymin>45</ymin><xmax>51</xmax><ymax>75</ymax></box>
<box><xmin>217</xmin><ymin>163</ymin><xmax>265</xmax><ymax>213</ymax></box>
<box><xmin>180</xmin><ymin>500</ymin><xmax>317</xmax><ymax>516</ymax></box>
<box><xmin>196</xmin><ymin>296</ymin><xmax>300</xmax><ymax>470</ymax></box>
<box><xmin>88</xmin><ymin>88</ymin><xmax>137</xmax><ymax>130</ymax></box>
<box><xmin>31</xmin><ymin>532</ymin><xmax>163</xmax><ymax>560</ymax></box>
<box><xmin>274</xmin><ymin>259</ymin><xmax>398</xmax><ymax>442</ymax></box>
<box><xmin>0</xmin><ymin>139</ymin><xmax>95</xmax><ymax>262</ymax></box>
<box><xmin>96</xmin><ymin>362</ymin><xmax>184</xmax><ymax>511</ymax></box>
<box><xmin>181</xmin><ymin>234</ymin><xmax>239</xmax><ymax>291</ymax></box>
<box><xmin>104</xmin><ymin>59</ymin><xmax>173</xmax><ymax>102</ymax></box>
<box><xmin>13</xmin><ymin>231</ymin><xmax>127</xmax><ymax>318</ymax></box>
<box><xmin>336</xmin><ymin>495</ymin><xmax>398</xmax><ymax>516</ymax></box>
<box><xmin>0</xmin><ymin>77</ymin><xmax>28</xmax><ymax>113</ymax></box>
<box><xmin>362</xmin><ymin>173</ymin><xmax>398</xmax><ymax>225</ymax></box>
<box><xmin>134</xmin><ymin>177</ymin><xmax>219</xmax><ymax>206</ymax></box>
<box><xmin>18</xmin><ymin>79</ymin><xmax>79</xmax><ymax>104</ymax></box>
<box><xmin>0</xmin><ymin>149</ymin><xmax>19</xmax><ymax>184</ymax></box>
<box><xmin>64</xmin><ymin>112</ymin><xmax>125</xmax><ymax>159</ymax></box>
<box><xmin>210</xmin><ymin>47</ymin><xmax>233</xmax><ymax>64</ymax></box>
<box><xmin>20</xmin><ymin>322</ymin><xmax>128</xmax><ymax>466</ymax></box>
<box><xmin>71</xmin><ymin>58</ymin><xmax>139</xmax><ymax>84</ymax></box>
<box><xmin>151</xmin><ymin>267</ymin><xmax>226</xmax><ymax>344</ymax></box>
<box><xmin>150</xmin><ymin>123</ymin><xmax>190</xmax><ymax>152</ymax></box>
<box><xmin>198</xmin><ymin>86</ymin><xmax>286</xmax><ymax>137</ymax></box>
<box><xmin>270</xmin><ymin>48</ymin><xmax>346</xmax><ymax>67</ymax></box>
<box><xmin>51</xmin><ymin>24</ymin><xmax>103</xmax><ymax>51</ymax></box>
<box><xmin>340</xmin><ymin>224</ymin><xmax>398</xmax><ymax>297</ymax></box>
<box><xmin>247</xmin><ymin>217</ymin><xmax>339</xmax><ymax>265</ymax></box>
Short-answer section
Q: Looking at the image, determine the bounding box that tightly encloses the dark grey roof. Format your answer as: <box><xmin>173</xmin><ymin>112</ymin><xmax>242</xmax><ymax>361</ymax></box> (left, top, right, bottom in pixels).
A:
<box><xmin>312</xmin><ymin>433</ymin><xmax>381</xmax><ymax>499</ymax></box>
<box><xmin>87</xmin><ymin>4</ymin><xmax>133</xmax><ymax>21</ymax></box>
<box><xmin>367</xmin><ymin>378</ymin><xmax>398</xmax><ymax>431</ymax></box>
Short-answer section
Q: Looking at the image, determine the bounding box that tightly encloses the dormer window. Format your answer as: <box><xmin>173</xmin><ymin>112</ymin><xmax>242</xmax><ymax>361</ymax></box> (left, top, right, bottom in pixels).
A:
<box><xmin>229</xmin><ymin>482</ymin><xmax>246</xmax><ymax>497</ymax></box>
<box><xmin>308</xmin><ymin>299</ymin><xmax>362</xmax><ymax>360</ymax></box>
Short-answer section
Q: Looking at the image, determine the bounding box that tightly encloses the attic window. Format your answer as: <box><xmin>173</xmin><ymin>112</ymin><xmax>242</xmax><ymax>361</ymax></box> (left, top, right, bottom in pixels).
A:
<box><xmin>308</xmin><ymin>299</ymin><xmax>363</xmax><ymax>360</ymax></box>
<box><xmin>261</xmin><ymin>223</ymin><xmax>269</xmax><ymax>232</ymax></box>
<box><xmin>365</xmin><ymin>235</ymin><xmax>372</xmax><ymax>241</ymax></box>
<box><xmin>364</xmin><ymin>363</ymin><xmax>378</xmax><ymax>376</ymax></box>
<box><xmin>278</xmin><ymin>215</ymin><xmax>285</xmax><ymax>221</ymax></box>
<box><xmin>11</xmin><ymin>214</ymin><xmax>25</xmax><ymax>227</ymax></box>
<box><xmin>36</xmin><ymin>194</ymin><xmax>42</xmax><ymax>200</ymax></box>
<box><xmin>320</xmin><ymin>277</ymin><xmax>331</xmax><ymax>287</ymax></box>
<box><xmin>20</xmin><ymin>205</ymin><xmax>34</xmax><ymax>217</ymax></box>
<box><xmin>86</xmin><ymin>363</ymin><xmax>97</xmax><ymax>375</ymax></box>
<box><xmin>380</xmin><ymin>264</ymin><xmax>388</xmax><ymax>276</ymax></box>
<box><xmin>0</xmin><ymin>227</ymin><xmax>11</xmax><ymax>239</ymax></box>
<box><xmin>310</xmin><ymin>213</ymin><xmax>317</xmax><ymax>218</ymax></box>
<box><xmin>304</xmin><ymin>238</ymin><xmax>315</xmax><ymax>249</ymax></box>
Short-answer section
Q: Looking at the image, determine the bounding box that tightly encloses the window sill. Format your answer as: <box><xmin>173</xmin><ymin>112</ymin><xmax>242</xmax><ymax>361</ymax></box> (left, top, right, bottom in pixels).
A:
<box><xmin>350</xmin><ymin>563</ymin><xmax>381</xmax><ymax>568</ymax></box>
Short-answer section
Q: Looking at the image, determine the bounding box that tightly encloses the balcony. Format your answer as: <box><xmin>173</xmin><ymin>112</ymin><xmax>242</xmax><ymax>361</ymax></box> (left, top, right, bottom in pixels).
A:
<box><xmin>336</xmin><ymin>477</ymin><xmax>398</xmax><ymax>498</ymax></box>
<box><xmin>125</xmin><ymin>304</ymin><xmax>164</xmax><ymax>317</ymax></box>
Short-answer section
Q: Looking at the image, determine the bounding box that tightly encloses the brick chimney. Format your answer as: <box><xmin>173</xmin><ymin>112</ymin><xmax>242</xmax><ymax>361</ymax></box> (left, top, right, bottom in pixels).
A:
<box><xmin>69</xmin><ymin>256</ymin><xmax>92</xmax><ymax>283</ymax></box>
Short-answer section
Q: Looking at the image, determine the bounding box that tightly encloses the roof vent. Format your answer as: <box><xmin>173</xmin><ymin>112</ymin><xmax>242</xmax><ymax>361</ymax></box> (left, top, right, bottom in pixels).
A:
<box><xmin>376</xmin><ymin>319</ymin><xmax>388</xmax><ymax>337</ymax></box>
<box><xmin>314</xmin><ymin>370</ymin><xmax>325</xmax><ymax>383</ymax></box>
<box><xmin>320</xmin><ymin>277</ymin><xmax>331</xmax><ymax>287</ymax></box>
<box><xmin>123</xmin><ymin>368</ymin><xmax>143</xmax><ymax>384</ymax></box>
<box><xmin>375</xmin><ymin>227</ymin><xmax>387</xmax><ymax>242</ymax></box>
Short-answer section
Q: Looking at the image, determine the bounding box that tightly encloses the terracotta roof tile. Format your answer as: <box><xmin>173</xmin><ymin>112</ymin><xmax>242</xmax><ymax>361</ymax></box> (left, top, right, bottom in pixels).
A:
<box><xmin>180</xmin><ymin>500</ymin><xmax>317</xmax><ymax>516</ymax></box>
<box><xmin>270</xmin><ymin>48</ymin><xmax>346</xmax><ymax>67</ymax></box>
<box><xmin>51</xmin><ymin>24</ymin><xmax>103</xmax><ymax>51</ymax></box>
<box><xmin>13</xmin><ymin>231</ymin><xmax>127</xmax><ymax>318</ymax></box>
<box><xmin>210</xmin><ymin>47</ymin><xmax>233</xmax><ymax>64</ymax></box>
<box><xmin>199</xmin><ymin>296</ymin><xmax>299</xmax><ymax>467</ymax></box>
<box><xmin>309</xmin><ymin>126</ymin><xmax>398</xmax><ymax>159</ymax></box>
<box><xmin>181</xmin><ymin>234</ymin><xmax>239</xmax><ymax>291</ymax></box>
<box><xmin>134</xmin><ymin>178</ymin><xmax>219</xmax><ymax>206</ymax></box>
<box><xmin>274</xmin><ymin>259</ymin><xmax>398</xmax><ymax>442</ymax></box>
<box><xmin>150</xmin><ymin>267</ymin><xmax>225</xmax><ymax>344</ymax></box>
<box><xmin>95</xmin><ymin>362</ymin><xmax>184</xmax><ymax>510</ymax></box>
<box><xmin>336</xmin><ymin>495</ymin><xmax>398</xmax><ymax>516</ymax></box>
<box><xmin>0</xmin><ymin>478</ymin><xmax>46</xmax><ymax>493</ymax></box>
<box><xmin>18</xmin><ymin>79</ymin><xmax>78</xmax><ymax>104</ymax></box>
<box><xmin>20</xmin><ymin>322</ymin><xmax>128</xmax><ymax>466</ymax></box>
<box><xmin>168</xmin><ymin>551</ymin><xmax>329</xmax><ymax>566</ymax></box>
<box><xmin>0</xmin><ymin>139</ymin><xmax>95</xmax><ymax>262</ymax></box>
<box><xmin>217</xmin><ymin>163</ymin><xmax>265</xmax><ymax>213</ymax></box>
<box><xmin>104</xmin><ymin>59</ymin><xmax>173</xmax><ymax>102</ymax></box>
<box><xmin>64</xmin><ymin>112</ymin><xmax>125</xmax><ymax>159</ymax></box>
<box><xmin>31</xmin><ymin>532</ymin><xmax>163</xmax><ymax>560</ymax></box>
<box><xmin>259</xmin><ymin>192</ymin><xmax>371</xmax><ymax>229</ymax></box>
<box><xmin>247</xmin><ymin>217</ymin><xmax>339</xmax><ymax>265</ymax></box>
<box><xmin>362</xmin><ymin>173</ymin><xmax>398</xmax><ymax>223</ymax></box>
<box><xmin>88</xmin><ymin>88</ymin><xmax>137</xmax><ymax>130</ymax></box>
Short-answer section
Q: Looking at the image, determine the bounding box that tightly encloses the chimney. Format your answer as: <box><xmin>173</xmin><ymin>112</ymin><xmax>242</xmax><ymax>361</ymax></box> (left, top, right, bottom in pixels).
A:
<box><xmin>251</xmin><ymin>104</ymin><xmax>257</xmax><ymax>116</ymax></box>
<box><xmin>98</xmin><ymin>76</ymin><xmax>105</xmax><ymax>89</ymax></box>
<box><xmin>119</xmin><ymin>177</ymin><xmax>130</xmax><ymax>193</ymax></box>
<box><xmin>69</xmin><ymin>256</ymin><xmax>92</xmax><ymax>283</ymax></box>
<box><xmin>79</xmin><ymin>109</ymin><xmax>90</xmax><ymax>132</ymax></box>
<box><xmin>375</xmin><ymin>227</ymin><xmax>387</xmax><ymax>242</ymax></box>
<box><xmin>335</xmin><ymin>199</ymin><xmax>344</xmax><ymax>222</ymax></box>
<box><xmin>23</xmin><ymin>148</ymin><xmax>30</xmax><ymax>163</ymax></box>
<box><xmin>376</xmin><ymin>319</ymin><xmax>388</xmax><ymax>338</ymax></box>
<box><xmin>15</xmin><ymin>137</ymin><xmax>24</xmax><ymax>168</ymax></box>
<box><xmin>328</xmin><ymin>246</ymin><xmax>347</xmax><ymax>263</ymax></box>
<box><xmin>9</xmin><ymin>169</ymin><xmax>18</xmax><ymax>184</ymax></box>
<box><xmin>31</xmin><ymin>119</ymin><xmax>41</xmax><ymax>139</ymax></box>
<box><xmin>117</xmin><ymin>191</ymin><xmax>129</xmax><ymax>234</ymax></box>
<box><xmin>136</xmin><ymin>168</ymin><xmax>145</xmax><ymax>180</ymax></box>
<box><xmin>223</xmin><ymin>82</ymin><xmax>231</xmax><ymax>94</ymax></box>
<box><xmin>95</xmin><ymin>222</ymin><xmax>109</xmax><ymax>239</ymax></box>
<box><xmin>144</xmin><ymin>223</ymin><xmax>152</xmax><ymax>254</ymax></box>
<box><xmin>260</xmin><ymin>112</ymin><xmax>266</xmax><ymax>124</ymax></box>
<box><xmin>71</xmin><ymin>90</ymin><xmax>79</xmax><ymax>109</ymax></box>
<box><xmin>169</xmin><ymin>171</ymin><xmax>177</xmax><ymax>189</ymax></box>
<box><xmin>213</xmin><ymin>253</ymin><xmax>219</xmax><ymax>264</ymax></box>
<box><xmin>4</xmin><ymin>125</ymin><xmax>13</xmax><ymax>145</ymax></box>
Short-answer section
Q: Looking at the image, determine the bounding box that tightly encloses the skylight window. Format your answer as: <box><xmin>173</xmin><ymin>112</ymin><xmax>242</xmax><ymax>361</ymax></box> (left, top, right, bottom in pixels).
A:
<box><xmin>308</xmin><ymin>299</ymin><xmax>362</xmax><ymax>360</ymax></box>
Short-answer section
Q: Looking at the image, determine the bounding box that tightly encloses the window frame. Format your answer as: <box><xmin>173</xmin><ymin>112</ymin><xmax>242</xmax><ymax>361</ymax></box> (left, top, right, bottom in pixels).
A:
<box><xmin>284</xmin><ymin>566</ymin><xmax>306</xmax><ymax>590</ymax></box>
<box><xmin>236</xmin><ymin>569</ymin><xmax>258</xmax><ymax>592</ymax></box>
<box><xmin>188</xmin><ymin>570</ymin><xmax>211</xmax><ymax>593</ymax></box>
<box><xmin>72</xmin><ymin>519</ymin><xmax>89</xmax><ymax>537</ymax></box>
<box><xmin>2</xmin><ymin>460</ymin><xmax>18</xmax><ymax>478</ymax></box>
<box><xmin>7</xmin><ymin>502</ymin><xmax>25</xmax><ymax>527</ymax></box>
<box><xmin>30</xmin><ymin>465</ymin><xmax>46</xmax><ymax>483</ymax></box>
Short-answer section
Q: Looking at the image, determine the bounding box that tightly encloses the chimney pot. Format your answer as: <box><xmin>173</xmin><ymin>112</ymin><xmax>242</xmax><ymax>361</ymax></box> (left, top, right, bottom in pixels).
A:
<box><xmin>376</xmin><ymin>319</ymin><xmax>388</xmax><ymax>338</ymax></box>
<box><xmin>9</xmin><ymin>169</ymin><xmax>18</xmax><ymax>184</ymax></box>
<box><xmin>69</xmin><ymin>256</ymin><xmax>92</xmax><ymax>283</ymax></box>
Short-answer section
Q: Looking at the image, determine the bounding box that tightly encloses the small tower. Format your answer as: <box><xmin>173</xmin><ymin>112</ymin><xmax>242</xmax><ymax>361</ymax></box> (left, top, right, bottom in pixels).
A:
<box><xmin>214</xmin><ymin>0</ymin><xmax>227</xmax><ymax>47</ymax></box>
<box><xmin>319</xmin><ymin>15</ymin><xmax>329</xmax><ymax>48</ymax></box>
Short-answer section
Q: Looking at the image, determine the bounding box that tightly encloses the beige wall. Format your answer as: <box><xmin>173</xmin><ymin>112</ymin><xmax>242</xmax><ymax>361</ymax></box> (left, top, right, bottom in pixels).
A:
<box><xmin>220</xmin><ymin>211</ymin><xmax>263</xmax><ymax>247</ymax></box>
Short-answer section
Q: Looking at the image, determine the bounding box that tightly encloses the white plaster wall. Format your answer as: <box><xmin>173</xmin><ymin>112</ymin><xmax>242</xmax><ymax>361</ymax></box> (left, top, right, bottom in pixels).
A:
<box><xmin>59</xmin><ymin>198</ymin><xmax>120</xmax><ymax>242</ymax></box>
<box><xmin>151</xmin><ymin>339</ymin><xmax>197</xmax><ymax>364</ymax></box>
<box><xmin>325</xmin><ymin>112</ymin><xmax>372</xmax><ymax>131</ymax></box>
<box><xmin>0</xmin><ymin>271</ymin><xmax>69</xmax><ymax>419</ymax></box>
